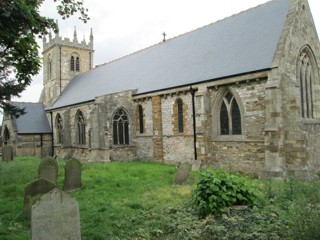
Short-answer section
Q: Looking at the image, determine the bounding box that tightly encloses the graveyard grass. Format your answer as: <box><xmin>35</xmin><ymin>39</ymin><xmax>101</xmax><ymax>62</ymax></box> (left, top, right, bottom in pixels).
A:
<box><xmin>2</xmin><ymin>157</ymin><xmax>320</xmax><ymax>239</ymax></box>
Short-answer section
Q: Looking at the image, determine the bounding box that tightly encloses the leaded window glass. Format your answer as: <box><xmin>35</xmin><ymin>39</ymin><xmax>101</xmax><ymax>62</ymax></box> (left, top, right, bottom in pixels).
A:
<box><xmin>113</xmin><ymin>109</ymin><xmax>129</xmax><ymax>145</ymax></box>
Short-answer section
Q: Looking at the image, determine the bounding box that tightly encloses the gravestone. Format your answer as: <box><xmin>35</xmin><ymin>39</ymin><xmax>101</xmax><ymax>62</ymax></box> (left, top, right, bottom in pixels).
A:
<box><xmin>23</xmin><ymin>178</ymin><xmax>56</xmax><ymax>219</ymax></box>
<box><xmin>63</xmin><ymin>159</ymin><xmax>82</xmax><ymax>192</ymax></box>
<box><xmin>31</xmin><ymin>189</ymin><xmax>81</xmax><ymax>240</ymax></box>
<box><xmin>173</xmin><ymin>162</ymin><xmax>192</xmax><ymax>185</ymax></box>
<box><xmin>2</xmin><ymin>145</ymin><xmax>14</xmax><ymax>162</ymax></box>
<box><xmin>38</xmin><ymin>157</ymin><xmax>58</xmax><ymax>184</ymax></box>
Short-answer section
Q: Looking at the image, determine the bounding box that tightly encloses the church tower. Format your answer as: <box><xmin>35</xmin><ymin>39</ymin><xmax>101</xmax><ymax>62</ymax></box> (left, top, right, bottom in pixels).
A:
<box><xmin>40</xmin><ymin>24</ymin><xmax>94</xmax><ymax>106</ymax></box>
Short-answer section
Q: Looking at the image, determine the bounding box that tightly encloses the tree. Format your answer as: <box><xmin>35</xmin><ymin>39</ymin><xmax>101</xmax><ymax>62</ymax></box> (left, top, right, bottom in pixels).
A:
<box><xmin>0</xmin><ymin>0</ymin><xmax>89</xmax><ymax>116</ymax></box>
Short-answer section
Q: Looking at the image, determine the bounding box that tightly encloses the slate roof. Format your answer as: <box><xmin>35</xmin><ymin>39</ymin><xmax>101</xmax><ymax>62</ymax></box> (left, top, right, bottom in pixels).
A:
<box><xmin>12</xmin><ymin>102</ymin><xmax>52</xmax><ymax>134</ymax></box>
<box><xmin>49</xmin><ymin>0</ymin><xmax>290</xmax><ymax>110</ymax></box>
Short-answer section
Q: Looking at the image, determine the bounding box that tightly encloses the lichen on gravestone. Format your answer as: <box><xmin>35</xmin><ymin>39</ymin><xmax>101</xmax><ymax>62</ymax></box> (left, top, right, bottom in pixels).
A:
<box><xmin>173</xmin><ymin>162</ymin><xmax>192</xmax><ymax>185</ymax></box>
<box><xmin>38</xmin><ymin>157</ymin><xmax>58</xmax><ymax>184</ymax></box>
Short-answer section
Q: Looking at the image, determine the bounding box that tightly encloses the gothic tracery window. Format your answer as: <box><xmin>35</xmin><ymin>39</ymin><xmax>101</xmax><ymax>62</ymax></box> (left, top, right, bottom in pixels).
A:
<box><xmin>220</xmin><ymin>92</ymin><xmax>242</xmax><ymax>135</ymax></box>
<box><xmin>56</xmin><ymin>114</ymin><xmax>63</xmax><ymax>144</ymax></box>
<box><xmin>70</xmin><ymin>56</ymin><xmax>75</xmax><ymax>71</ymax></box>
<box><xmin>113</xmin><ymin>108</ymin><xmax>129</xmax><ymax>145</ymax></box>
<box><xmin>76</xmin><ymin>110</ymin><xmax>86</xmax><ymax>145</ymax></box>
<box><xmin>297</xmin><ymin>47</ymin><xmax>320</xmax><ymax>118</ymax></box>
<box><xmin>76</xmin><ymin>57</ymin><xmax>80</xmax><ymax>72</ymax></box>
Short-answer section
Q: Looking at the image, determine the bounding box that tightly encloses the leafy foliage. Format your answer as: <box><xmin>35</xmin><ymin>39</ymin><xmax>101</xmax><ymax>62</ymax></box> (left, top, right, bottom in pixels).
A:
<box><xmin>0</xmin><ymin>0</ymin><xmax>89</xmax><ymax>115</ymax></box>
<box><xmin>192</xmin><ymin>169</ymin><xmax>259</xmax><ymax>217</ymax></box>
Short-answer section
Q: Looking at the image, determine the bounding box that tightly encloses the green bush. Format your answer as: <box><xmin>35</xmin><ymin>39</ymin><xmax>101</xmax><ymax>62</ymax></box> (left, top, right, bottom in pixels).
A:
<box><xmin>192</xmin><ymin>169</ymin><xmax>258</xmax><ymax>217</ymax></box>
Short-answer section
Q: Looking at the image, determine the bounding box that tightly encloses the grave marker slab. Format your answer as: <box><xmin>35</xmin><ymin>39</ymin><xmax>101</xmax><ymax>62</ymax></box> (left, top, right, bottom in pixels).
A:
<box><xmin>2</xmin><ymin>145</ymin><xmax>14</xmax><ymax>162</ymax></box>
<box><xmin>63</xmin><ymin>159</ymin><xmax>82</xmax><ymax>192</ymax></box>
<box><xmin>23</xmin><ymin>178</ymin><xmax>56</xmax><ymax>219</ymax></box>
<box><xmin>173</xmin><ymin>162</ymin><xmax>192</xmax><ymax>185</ymax></box>
<box><xmin>38</xmin><ymin>157</ymin><xmax>58</xmax><ymax>184</ymax></box>
<box><xmin>31</xmin><ymin>189</ymin><xmax>81</xmax><ymax>240</ymax></box>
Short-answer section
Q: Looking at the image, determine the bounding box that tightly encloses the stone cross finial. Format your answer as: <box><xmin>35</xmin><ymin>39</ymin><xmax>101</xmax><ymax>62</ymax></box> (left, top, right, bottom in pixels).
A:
<box><xmin>162</xmin><ymin>32</ymin><xmax>166</xmax><ymax>42</ymax></box>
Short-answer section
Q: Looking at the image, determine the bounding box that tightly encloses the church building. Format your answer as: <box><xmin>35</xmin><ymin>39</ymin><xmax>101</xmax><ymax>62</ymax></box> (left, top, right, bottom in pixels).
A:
<box><xmin>2</xmin><ymin>0</ymin><xmax>320</xmax><ymax>180</ymax></box>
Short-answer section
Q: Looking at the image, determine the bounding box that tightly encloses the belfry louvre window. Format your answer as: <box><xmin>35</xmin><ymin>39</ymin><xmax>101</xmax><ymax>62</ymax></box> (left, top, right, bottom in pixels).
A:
<box><xmin>220</xmin><ymin>92</ymin><xmax>242</xmax><ymax>135</ymax></box>
<box><xmin>56</xmin><ymin>114</ymin><xmax>63</xmax><ymax>144</ymax></box>
<box><xmin>297</xmin><ymin>47</ymin><xmax>320</xmax><ymax>118</ymax></box>
<box><xmin>76</xmin><ymin>57</ymin><xmax>80</xmax><ymax>72</ymax></box>
<box><xmin>113</xmin><ymin>108</ymin><xmax>129</xmax><ymax>145</ymax></box>
<box><xmin>177</xmin><ymin>98</ymin><xmax>184</xmax><ymax>133</ymax></box>
<box><xmin>76</xmin><ymin>111</ymin><xmax>86</xmax><ymax>145</ymax></box>
<box><xmin>70</xmin><ymin>56</ymin><xmax>75</xmax><ymax>71</ymax></box>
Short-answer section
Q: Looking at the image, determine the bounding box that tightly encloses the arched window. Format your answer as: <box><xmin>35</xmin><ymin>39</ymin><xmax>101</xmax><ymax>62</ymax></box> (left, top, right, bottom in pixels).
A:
<box><xmin>177</xmin><ymin>98</ymin><xmax>184</xmax><ymax>133</ymax></box>
<box><xmin>3</xmin><ymin>126</ymin><xmax>10</xmax><ymax>145</ymax></box>
<box><xmin>76</xmin><ymin>57</ymin><xmax>80</xmax><ymax>72</ymax></box>
<box><xmin>297</xmin><ymin>46</ymin><xmax>320</xmax><ymax>118</ymax></box>
<box><xmin>138</xmin><ymin>105</ymin><xmax>144</xmax><ymax>134</ymax></box>
<box><xmin>76</xmin><ymin>110</ymin><xmax>86</xmax><ymax>145</ymax></box>
<box><xmin>113</xmin><ymin>108</ymin><xmax>129</xmax><ymax>145</ymax></box>
<box><xmin>56</xmin><ymin>114</ymin><xmax>63</xmax><ymax>144</ymax></box>
<box><xmin>70</xmin><ymin>56</ymin><xmax>75</xmax><ymax>71</ymax></box>
<box><xmin>220</xmin><ymin>92</ymin><xmax>242</xmax><ymax>135</ymax></box>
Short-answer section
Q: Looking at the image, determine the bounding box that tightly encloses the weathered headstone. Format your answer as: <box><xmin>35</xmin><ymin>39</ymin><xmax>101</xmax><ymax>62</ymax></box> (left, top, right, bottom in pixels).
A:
<box><xmin>23</xmin><ymin>178</ymin><xmax>56</xmax><ymax>219</ymax></box>
<box><xmin>2</xmin><ymin>145</ymin><xmax>14</xmax><ymax>162</ymax></box>
<box><xmin>31</xmin><ymin>189</ymin><xmax>81</xmax><ymax>240</ymax></box>
<box><xmin>173</xmin><ymin>162</ymin><xmax>192</xmax><ymax>185</ymax></box>
<box><xmin>38</xmin><ymin>157</ymin><xmax>58</xmax><ymax>184</ymax></box>
<box><xmin>63</xmin><ymin>159</ymin><xmax>82</xmax><ymax>192</ymax></box>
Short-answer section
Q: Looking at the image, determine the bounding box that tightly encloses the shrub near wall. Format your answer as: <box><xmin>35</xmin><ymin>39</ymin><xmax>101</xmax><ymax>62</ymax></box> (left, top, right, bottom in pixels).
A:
<box><xmin>192</xmin><ymin>169</ymin><xmax>259</xmax><ymax>217</ymax></box>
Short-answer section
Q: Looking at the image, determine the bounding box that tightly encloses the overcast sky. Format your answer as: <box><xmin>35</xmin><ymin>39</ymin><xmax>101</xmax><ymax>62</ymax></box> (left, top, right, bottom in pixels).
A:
<box><xmin>14</xmin><ymin>0</ymin><xmax>320</xmax><ymax>102</ymax></box>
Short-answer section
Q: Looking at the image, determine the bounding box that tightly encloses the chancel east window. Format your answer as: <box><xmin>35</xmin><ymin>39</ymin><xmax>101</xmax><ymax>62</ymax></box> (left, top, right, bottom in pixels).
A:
<box><xmin>297</xmin><ymin>47</ymin><xmax>320</xmax><ymax>118</ymax></box>
<box><xmin>76</xmin><ymin>111</ymin><xmax>86</xmax><ymax>145</ymax></box>
<box><xmin>113</xmin><ymin>108</ymin><xmax>129</xmax><ymax>145</ymax></box>
<box><xmin>220</xmin><ymin>92</ymin><xmax>242</xmax><ymax>135</ymax></box>
<box><xmin>56</xmin><ymin>114</ymin><xmax>63</xmax><ymax>144</ymax></box>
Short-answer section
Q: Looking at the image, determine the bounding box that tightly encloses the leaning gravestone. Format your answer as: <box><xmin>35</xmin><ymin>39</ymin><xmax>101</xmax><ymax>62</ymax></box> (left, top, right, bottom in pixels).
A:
<box><xmin>31</xmin><ymin>189</ymin><xmax>81</xmax><ymax>240</ymax></box>
<box><xmin>173</xmin><ymin>162</ymin><xmax>192</xmax><ymax>185</ymax></box>
<box><xmin>2</xmin><ymin>145</ymin><xmax>14</xmax><ymax>162</ymax></box>
<box><xmin>63</xmin><ymin>159</ymin><xmax>82</xmax><ymax>192</ymax></box>
<box><xmin>23</xmin><ymin>178</ymin><xmax>56</xmax><ymax>219</ymax></box>
<box><xmin>38</xmin><ymin>157</ymin><xmax>58</xmax><ymax>185</ymax></box>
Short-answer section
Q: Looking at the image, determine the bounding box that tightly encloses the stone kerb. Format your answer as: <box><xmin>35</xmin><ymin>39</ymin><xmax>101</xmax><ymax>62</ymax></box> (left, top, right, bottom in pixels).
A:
<box><xmin>23</xmin><ymin>178</ymin><xmax>56</xmax><ymax>219</ymax></box>
<box><xmin>173</xmin><ymin>162</ymin><xmax>192</xmax><ymax>185</ymax></box>
<box><xmin>31</xmin><ymin>189</ymin><xmax>81</xmax><ymax>240</ymax></box>
<box><xmin>2</xmin><ymin>145</ymin><xmax>14</xmax><ymax>162</ymax></box>
<box><xmin>38</xmin><ymin>157</ymin><xmax>58</xmax><ymax>185</ymax></box>
<box><xmin>63</xmin><ymin>159</ymin><xmax>82</xmax><ymax>192</ymax></box>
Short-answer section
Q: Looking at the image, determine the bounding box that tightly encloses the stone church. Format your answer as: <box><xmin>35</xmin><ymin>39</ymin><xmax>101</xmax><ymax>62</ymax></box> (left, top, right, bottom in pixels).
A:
<box><xmin>2</xmin><ymin>0</ymin><xmax>320</xmax><ymax>180</ymax></box>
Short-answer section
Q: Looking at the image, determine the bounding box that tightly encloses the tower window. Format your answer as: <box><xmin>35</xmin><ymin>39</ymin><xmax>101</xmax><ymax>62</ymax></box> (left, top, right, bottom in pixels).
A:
<box><xmin>70</xmin><ymin>56</ymin><xmax>75</xmax><ymax>71</ymax></box>
<box><xmin>76</xmin><ymin>57</ymin><xmax>80</xmax><ymax>72</ymax></box>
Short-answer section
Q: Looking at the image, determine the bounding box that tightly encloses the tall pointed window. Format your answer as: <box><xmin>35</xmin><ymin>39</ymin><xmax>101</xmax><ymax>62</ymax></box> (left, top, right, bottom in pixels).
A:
<box><xmin>297</xmin><ymin>47</ymin><xmax>320</xmax><ymax>118</ymax></box>
<box><xmin>177</xmin><ymin>98</ymin><xmax>184</xmax><ymax>133</ymax></box>
<box><xmin>138</xmin><ymin>105</ymin><xmax>144</xmax><ymax>134</ymax></box>
<box><xmin>70</xmin><ymin>56</ymin><xmax>75</xmax><ymax>71</ymax></box>
<box><xmin>220</xmin><ymin>92</ymin><xmax>242</xmax><ymax>135</ymax></box>
<box><xmin>113</xmin><ymin>108</ymin><xmax>129</xmax><ymax>145</ymax></box>
<box><xmin>76</xmin><ymin>110</ymin><xmax>86</xmax><ymax>145</ymax></box>
<box><xmin>3</xmin><ymin>126</ymin><xmax>10</xmax><ymax>145</ymax></box>
<box><xmin>56</xmin><ymin>114</ymin><xmax>63</xmax><ymax>144</ymax></box>
<box><xmin>76</xmin><ymin>57</ymin><xmax>80</xmax><ymax>72</ymax></box>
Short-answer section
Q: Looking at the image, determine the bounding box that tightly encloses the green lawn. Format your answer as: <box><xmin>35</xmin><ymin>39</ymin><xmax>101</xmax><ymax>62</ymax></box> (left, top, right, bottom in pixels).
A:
<box><xmin>1</xmin><ymin>157</ymin><xmax>320</xmax><ymax>240</ymax></box>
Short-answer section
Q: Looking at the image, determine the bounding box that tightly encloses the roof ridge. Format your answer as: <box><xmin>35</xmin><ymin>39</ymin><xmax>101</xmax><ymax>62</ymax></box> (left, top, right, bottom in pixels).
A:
<box><xmin>99</xmin><ymin>0</ymin><xmax>273</xmax><ymax>67</ymax></box>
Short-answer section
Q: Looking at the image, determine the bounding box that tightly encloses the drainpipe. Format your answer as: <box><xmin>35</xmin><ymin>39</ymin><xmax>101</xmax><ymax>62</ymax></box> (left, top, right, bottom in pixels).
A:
<box><xmin>50</xmin><ymin>112</ymin><xmax>54</xmax><ymax>157</ymax></box>
<box><xmin>190</xmin><ymin>86</ymin><xmax>197</xmax><ymax>160</ymax></box>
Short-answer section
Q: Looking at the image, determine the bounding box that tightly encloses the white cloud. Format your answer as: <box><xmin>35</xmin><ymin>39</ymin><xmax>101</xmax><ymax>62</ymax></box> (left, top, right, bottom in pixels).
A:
<box><xmin>14</xmin><ymin>0</ymin><xmax>320</xmax><ymax>103</ymax></box>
